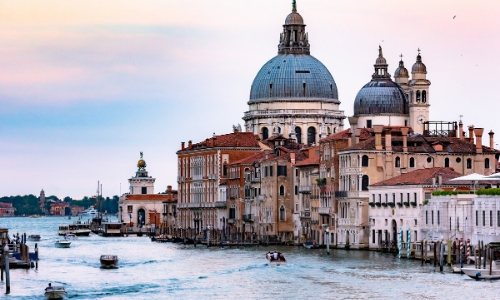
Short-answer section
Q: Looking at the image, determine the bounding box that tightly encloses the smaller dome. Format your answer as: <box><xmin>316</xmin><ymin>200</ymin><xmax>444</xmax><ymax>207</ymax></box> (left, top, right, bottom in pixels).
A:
<box><xmin>285</xmin><ymin>12</ymin><xmax>304</xmax><ymax>25</ymax></box>
<box><xmin>412</xmin><ymin>54</ymin><xmax>427</xmax><ymax>74</ymax></box>
<box><xmin>394</xmin><ymin>60</ymin><xmax>409</xmax><ymax>78</ymax></box>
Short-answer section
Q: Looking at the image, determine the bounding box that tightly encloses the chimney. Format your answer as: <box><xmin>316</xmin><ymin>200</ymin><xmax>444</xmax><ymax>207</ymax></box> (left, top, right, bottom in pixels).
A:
<box><xmin>213</xmin><ymin>137</ymin><xmax>217</xmax><ymax>147</ymax></box>
<box><xmin>468</xmin><ymin>126</ymin><xmax>474</xmax><ymax>143</ymax></box>
<box><xmin>437</xmin><ymin>175</ymin><xmax>442</xmax><ymax>186</ymax></box>
<box><xmin>474</xmin><ymin>128</ymin><xmax>484</xmax><ymax>154</ymax></box>
<box><xmin>489</xmin><ymin>130</ymin><xmax>495</xmax><ymax>149</ymax></box>
<box><xmin>348</xmin><ymin>116</ymin><xmax>358</xmax><ymax>146</ymax></box>
<box><xmin>346</xmin><ymin>132</ymin><xmax>352</xmax><ymax>147</ymax></box>
<box><xmin>459</xmin><ymin>120</ymin><xmax>464</xmax><ymax>140</ymax></box>
<box><xmin>265</xmin><ymin>150</ymin><xmax>269</xmax><ymax>160</ymax></box>
<box><xmin>181</xmin><ymin>142</ymin><xmax>185</xmax><ymax>150</ymax></box>
<box><xmin>401</xmin><ymin>127</ymin><xmax>409</xmax><ymax>153</ymax></box>
<box><xmin>384</xmin><ymin>127</ymin><xmax>392</xmax><ymax>151</ymax></box>
<box><xmin>432</xmin><ymin>177</ymin><xmax>436</xmax><ymax>186</ymax></box>
<box><xmin>167</xmin><ymin>185</ymin><xmax>172</xmax><ymax>200</ymax></box>
<box><xmin>290</xmin><ymin>153</ymin><xmax>296</xmax><ymax>165</ymax></box>
<box><xmin>188</xmin><ymin>140</ymin><xmax>192</xmax><ymax>149</ymax></box>
<box><xmin>354</xmin><ymin>128</ymin><xmax>361</xmax><ymax>145</ymax></box>
<box><xmin>374</xmin><ymin>125</ymin><xmax>384</xmax><ymax>150</ymax></box>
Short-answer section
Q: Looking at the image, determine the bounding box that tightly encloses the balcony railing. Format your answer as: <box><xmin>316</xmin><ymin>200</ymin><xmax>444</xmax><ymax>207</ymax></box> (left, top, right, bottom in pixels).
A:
<box><xmin>243</xmin><ymin>214</ymin><xmax>254</xmax><ymax>222</ymax></box>
<box><xmin>300</xmin><ymin>211</ymin><xmax>311</xmax><ymax>218</ymax></box>
<box><xmin>243</xmin><ymin>109</ymin><xmax>345</xmax><ymax>119</ymax></box>
<box><xmin>318</xmin><ymin>207</ymin><xmax>331</xmax><ymax>215</ymax></box>
<box><xmin>335</xmin><ymin>191</ymin><xmax>347</xmax><ymax>198</ymax></box>
<box><xmin>299</xmin><ymin>186</ymin><xmax>311</xmax><ymax>193</ymax></box>
<box><xmin>214</xmin><ymin>201</ymin><xmax>227</xmax><ymax>208</ymax></box>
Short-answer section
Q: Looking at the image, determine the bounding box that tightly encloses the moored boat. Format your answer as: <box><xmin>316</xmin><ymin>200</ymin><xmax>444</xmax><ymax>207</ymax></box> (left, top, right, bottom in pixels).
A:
<box><xmin>266</xmin><ymin>251</ymin><xmax>287</xmax><ymax>266</ymax></box>
<box><xmin>100</xmin><ymin>255</ymin><xmax>118</xmax><ymax>268</ymax></box>
<box><xmin>44</xmin><ymin>284</ymin><xmax>67</xmax><ymax>299</ymax></box>
<box><xmin>303</xmin><ymin>241</ymin><xmax>319</xmax><ymax>249</ymax></box>
<box><xmin>461</xmin><ymin>267</ymin><xmax>500</xmax><ymax>280</ymax></box>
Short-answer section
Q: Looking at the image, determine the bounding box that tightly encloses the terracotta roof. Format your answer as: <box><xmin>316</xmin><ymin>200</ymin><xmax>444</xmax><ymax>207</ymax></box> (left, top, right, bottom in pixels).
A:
<box><xmin>320</xmin><ymin>128</ymin><xmax>372</xmax><ymax>142</ymax></box>
<box><xmin>371</xmin><ymin>167</ymin><xmax>483</xmax><ymax>186</ymax></box>
<box><xmin>228</xmin><ymin>151</ymin><xmax>266</xmax><ymax>166</ymax></box>
<box><xmin>179</xmin><ymin>131</ymin><xmax>260</xmax><ymax>152</ymax></box>
<box><xmin>295</xmin><ymin>155</ymin><xmax>320</xmax><ymax>166</ymax></box>
<box><xmin>342</xmin><ymin>135</ymin><xmax>500</xmax><ymax>154</ymax></box>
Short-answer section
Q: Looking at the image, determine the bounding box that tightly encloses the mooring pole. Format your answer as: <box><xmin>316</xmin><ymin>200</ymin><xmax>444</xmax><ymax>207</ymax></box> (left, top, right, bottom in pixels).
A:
<box><xmin>35</xmin><ymin>243</ymin><xmax>39</xmax><ymax>269</ymax></box>
<box><xmin>4</xmin><ymin>244</ymin><xmax>10</xmax><ymax>294</ymax></box>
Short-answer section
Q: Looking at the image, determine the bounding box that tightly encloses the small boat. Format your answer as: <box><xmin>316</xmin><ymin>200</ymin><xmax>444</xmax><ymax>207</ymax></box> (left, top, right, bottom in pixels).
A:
<box><xmin>28</xmin><ymin>234</ymin><xmax>41</xmax><ymax>241</ymax></box>
<box><xmin>266</xmin><ymin>251</ymin><xmax>287</xmax><ymax>266</ymax></box>
<box><xmin>64</xmin><ymin>233</ymin><xmax>77</xmax><ymax>240</ymax></box>
<box><xmin>100</xmin><ymin>255</ymin><xmax>118</xmax><ymax>268</ymax></box>
<box><xmin>55</xmin><ymin>238</ymin><xmax>71</xmax><ymax>248</ymax></box>
<box><xmin>461</xmin><ymin>267</ymin><xmax>500</xmax><ymax>280</ymax></box>
<box><xmin>44</xmin><ymin>285</ymin><xmax>67</xmax><ymax>299</ymax></box>
<box><xmin>303</xmin><ymin>241</ymin><xmax>319</xmax><ymax>249</ymax></box>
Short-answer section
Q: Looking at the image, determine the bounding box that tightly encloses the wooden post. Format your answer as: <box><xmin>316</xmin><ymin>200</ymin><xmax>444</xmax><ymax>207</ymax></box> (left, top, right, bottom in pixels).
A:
<box><xmin>4</xmin><ymin>244</ymin><xmax>10</xmax><ymax>293</ymax></box>
<box><xmin>421</xmin><ymin>240</ymin><xmax>424</xmax><ymax>265</ymax></box>
<box><xmin>35</xmin><ymin>243</ymin><xmax>38</xmax><ymax>269</ymax></box>
<box><xmin>478</xmin><ymin>241</ymin><xmax>482</xmax><ymax>269</ymax></box>
<box><xmin>490</xmin><ymin>248</ymin><xmax>493</xmax><ymax>276</ymax></box>
<box><xmin>433</xmin><ymin>242</ymin><xmax>437</xmax><ymax>267</ymax></box>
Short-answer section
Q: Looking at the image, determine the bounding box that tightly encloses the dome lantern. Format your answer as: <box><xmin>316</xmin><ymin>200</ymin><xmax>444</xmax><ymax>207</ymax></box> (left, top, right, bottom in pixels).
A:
<box><xmin>279</xmin><ymin>0</ymin><xmax>309</xmax><ymax>55</ymax></box>
<box><xmin>412</xmin><ymin>48</ymin><xmax>427</xmax><ymax>74</ymax></box>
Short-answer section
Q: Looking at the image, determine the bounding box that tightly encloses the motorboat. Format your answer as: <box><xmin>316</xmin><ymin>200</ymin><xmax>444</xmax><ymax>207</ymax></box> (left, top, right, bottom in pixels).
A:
<box><xmin>80</xmin><ymin>206</ymin><xmax>98</xmax><ymax>216</ymax></box>
<box><xmin>64</xmin><ymin>233</ymin><xmax>77</xmax><ymax>240</ymax></box>
<box><xmin>303</xmin><ymin>241</ymin><xmax>319</xmax><ymax>249</ymax></box>
<box><xmin>266</xmin><ymin>251</ymin><xmax>287</xmax><ymax>266</ymax></box>
<box><xmin>100</xmin><ymin>255</ymin><xmax>119</xmax><ymax>268</ymax></box>
<box><xmin>28</xmin><ymin>234</ymin><xmax>41</xmax><ymax>241</ymax></box>
<box><xmin>44</xmin><ymin>285</ymin><xmax>67</xmax><ymax>299</ymax></box>
<box><xmin>55</xmin><ymin>238</ymin><xmax>71</xmax><ymax>248</ymax></box>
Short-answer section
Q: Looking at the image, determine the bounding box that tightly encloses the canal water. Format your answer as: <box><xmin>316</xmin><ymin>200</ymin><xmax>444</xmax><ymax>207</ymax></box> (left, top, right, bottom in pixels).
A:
<box><xmin>0</xmin><ymin>217</ymin><xmax>498</xmax><ymax>299</ymax></box>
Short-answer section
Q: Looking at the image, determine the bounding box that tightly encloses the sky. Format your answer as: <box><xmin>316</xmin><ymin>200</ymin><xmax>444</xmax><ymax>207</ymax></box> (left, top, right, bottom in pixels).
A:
<box><xmin>1</xmin><ymin>0</ymin><xmax>499</xmax><ymax>199</ymax></box>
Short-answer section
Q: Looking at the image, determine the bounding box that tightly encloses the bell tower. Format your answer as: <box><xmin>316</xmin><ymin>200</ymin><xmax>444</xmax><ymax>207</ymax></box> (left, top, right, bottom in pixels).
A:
<box><xmin>129</xmin><ymin>152</ymin><xmax>155</xmax><ymax>195</ymax></box>
<box><xmin>408</xmin><ymin>49</ymin><xmax>431</xmax><ymax>134</ymax></box>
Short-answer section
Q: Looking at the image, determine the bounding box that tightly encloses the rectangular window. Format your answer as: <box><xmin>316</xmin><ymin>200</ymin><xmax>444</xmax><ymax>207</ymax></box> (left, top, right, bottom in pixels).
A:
<box><xmin>483</xmin><ymin>211</ymin><xmax>486</xmax><ymax>226</ymax></box>
<box><xmin>295</xmin><ymin>168</ymin><xmax>298</xmax><ymax>177</ymax></box>
<box><xmin>498</xmin><ymin>211</ymin><xmax>500</xmax><ymax>227</ymax></box>
<box><xmin>426</xmin><ymin>211</ymin><xmax>428</xmax><ymax>224</ymax></box>
<box><xmin>476</xmin><ymin>210</ymin><xmax>478</xmax><ymax>226</ymax></box>
<box><xmin>400</xmin><ymin>193</ymin><xmax>403</xmax><ymax>203</ymax></box>
<box><xmin>372</xmin><ymin>194</ymin><xmax>375</xmax><ymax>203</ymax></box>
<box><xmin>385</xmin><ymin>194</ymin><xmax>388</xmax><ymax>203</ymax></box>
<box><xmin>367</xmin><ymin>120</ymin><xmax>372</xmax><ymax>128</ymax></box>
<box><xmin>295</xmin><ymin>186</ymin><xmax>298</xmax><ymax>195</ymax></box>
<box><xmin>414</xmin><ymin>193</ymin><xmax>417</xmax><ymax>203</ymax></box>
<box><xmin>438</xmin><ymin>211</ymin><xmax>440</xmax><ymax>225</ymax></box>
<box><xmin>229</xmin><ymin>207</ymin><xmax>236</xmax><ymax>219</ymax></box>
<box><xmin>270</xmin><ymin>166</ymin><xmax>274</xmax><ymax>177</ymax></box>
<box><xmin>425</xmin><ymin>192</ymin><xmax>431</xmax><ymax>200</ymax></box>
<box><xmin>127</xmin><ymin>205</ymin><xmax>133</xmax><ymax>213</ymax></box>
<box><xmin>263</xmin><ymin>166</ymin><xmax>268</xmax><ymax>177</ymax></box>
<box><xmin>277</xmin><ymin>166</ymin><xmax>287</xmax><ymax>176</ymax></box>
<box><xmin>490</xmin><ymin>211</ymin><xmax>493</xmax><ymax>227</ymax></box>
<box><xmin>407</xmin><ymin>193</ymin><xmax>410</xmax><ymax>203</ymax></box>
<box><xmin>295</xmin><ymin>203</ymin><xmax>298</xmax><ymax>211</ymax></box>
<box><xmin>432</xmin><ymin>211</ymin><xmax>434</xmax><ymax>225</ymax></box>
<box><xmin>372</xmin><ymin>230</ymin><xmax>375</xmax><ymax>243</ymax></box>
<box><xmin>378</xmin><ymin>194</ymin><xmax>381</xmax><ymax>203</ymax></box>
<box><xmin>141</xmin><ymin>187</ymin><xmax>147</xmax><ymax>194</ymax></box>
<box><xmin>392</xmin><ymin>193</ymin><xmax>396</xmax><ymax>204</ymax></box>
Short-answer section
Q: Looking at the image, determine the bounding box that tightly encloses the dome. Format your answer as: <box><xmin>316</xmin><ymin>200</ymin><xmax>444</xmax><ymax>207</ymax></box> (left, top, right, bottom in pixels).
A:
<box><xmin>376</xmin><ymin>56</ymin><xmax>387</xmax><ymax>65</ymax></box>
<box><xmin>353</xmin><ymin>79</ymin><xmax>408</xmax><ymax>115</ymax></box>
<box><xmin>394</xmin><ymin>60</ymin><xmax>409</xmax><ymax>78</ymax></box>
<box><xmin>249</xmin><ymin>54</ymin><xmax>339</xmax><ymax>102</ymax></box>
<box><xmin>412</xmin><ymin>54</ymin><xmax>427</xmax><ymax>74</ymax></box>
<box><xmin>285</xmin><ymin>12</ymin><xmax>304</xmax><ymax>25</ymax></box>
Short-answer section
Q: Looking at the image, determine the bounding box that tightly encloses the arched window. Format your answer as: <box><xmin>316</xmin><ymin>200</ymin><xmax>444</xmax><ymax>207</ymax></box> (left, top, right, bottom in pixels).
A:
<box><xmin>444</xmin><ymin>157</ymin><xmax>450</xmax><ymax>168</ymax></box>
<box><xmin>327</xmin><ymin>127</ymin><xmax>331</xmax><ymax>136</ymax></box>
<box><xmin>362</xmin><ymin>175</ymin><xmax>369</xmax><ymax>191</ymax></box>
<box><xmin>362</xmin><ymin>155</ymin><xmax>369</xmax><ymax>167</ymax></box>
<box><xmin>279</xmin><ymin>206</ymin><xmax>285</xmax><ymax>221</ymax></box>
<box><xmin>485</xmin><ymin>158</ymin><xmax>490</xmax><ymax>169</ymax></box>
<box><xmin>395</xmin><ymin>157</ymin><xmax>401</xmax><ymax>168</ymax></box>
<box><xmin>295</xmin><ymin>127</ymin><xmax>302</xmax><ymax>144</ymax></box>
<box><xmin>307</xmin><ymin>127</ymin><xmax>316</xmax><ymax>145</ymax></box>
<box><xmin>422</xmin><ymin>90</ymin><xmax>427</xmax><ymax>103</ymax></box>
<box><xmin>279</xmin><ymin>185</ymin><xmax>284</xmax><ymax>196</ymax></box>
<box><xmin>467</xmin><ymin>158</ymin><xmax>472</xmax><ymax>169</ymax></box>
<box><xmin>416</xmin><ymin>90</ymin><xmax>421</xmax><ymax>102</ymax></box>
<box><xmin>262</xmin><ymin>127</ymin><xmax>269</xmax><ymax>140</ymax></box>
<box><xmin>409</xmin><ymin>157</ymin><xmax>415</xmax><ymax>168</ymax></box>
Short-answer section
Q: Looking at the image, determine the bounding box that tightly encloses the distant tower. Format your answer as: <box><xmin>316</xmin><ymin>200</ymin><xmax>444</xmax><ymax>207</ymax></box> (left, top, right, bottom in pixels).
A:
<box><xmin>39</xmin><ymin>189</ymin><xmax>46</xmax><ymax>214</ymax></box>
<box><xmin>129</xmin><ymin>152</ymin><xmax>155</xmax><ymax>195</ymax></box>
<box><xmin>408</xmin><ymin>49</ymin><xmax>431</xmax><ymax>134</ymax></box>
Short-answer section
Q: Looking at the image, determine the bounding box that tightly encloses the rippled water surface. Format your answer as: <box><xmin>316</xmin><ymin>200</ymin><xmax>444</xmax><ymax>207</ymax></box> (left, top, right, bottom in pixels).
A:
<box><xmin>1</xmin><ymin>217</ymin><xmax>499</xmax><ymax>299</ymax></box>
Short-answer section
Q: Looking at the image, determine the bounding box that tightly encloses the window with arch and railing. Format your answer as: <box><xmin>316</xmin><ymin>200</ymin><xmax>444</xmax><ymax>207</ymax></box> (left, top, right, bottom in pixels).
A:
<box><xmin>279</xmin><ymin>206</ymin><xmax>285</xmax><ymax>221</ymax></box>
<box><xmin>409</xmin><ymin>157</ymin><xmax>415</xmax><ymax>168</ymax></box>
<box><xmin>395</xmin><ymin>157</ymin><xmax>401</xmax><ymax>168</ymax></box>
<box><xmin>262</xmin><ymin>127</ymin><xmax>269</xmax><ymax>140</ymax></box>
<box><xmin>362</xmin><ymin>155</ymin><xmax>369</xmax><ymax>167</ymax></box>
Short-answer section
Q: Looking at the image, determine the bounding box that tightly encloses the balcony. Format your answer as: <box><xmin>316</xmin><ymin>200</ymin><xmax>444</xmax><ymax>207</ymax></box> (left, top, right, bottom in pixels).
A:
<box><xmin>208</xmin><ymin>174</ymin><xmax>217</xmax><ymax>180</ymax></box>
<box><xmin>227</xmin><ymin>218</ymin><xmax>235</xmax><ymax>224</ymax></box>
<box><xmin>257</xmin><ymin>195</ymin><xmax>265</xmax><ymax>202</ymax></box>
<box><xmin>251</xmin><ymin>175</ymin><xmax>261</xmax><ymax>183</ymax></box>
<box><xmin>334</xmin><ymin>191</ymin><xmax>361</xmax><ymax>198</ymax></box>
<box><xmin>243</xmin><ymin>214</ymin><xmax>254</xmax><ymax>222</ymax></box>
<box><xmin>335</xmin><ymin>191</ymin><xmax>348</xmax><ymax>198</ymax></box>
<box><xmin>214</xmin><ymin>201</ymin><xmax>227</xmax><ymax>208</ymax></box>
<box><xmin>299</xmin><ymin>186</ymin><xmax>311</xmax><ymax>194</ymax></box>
<box><xmin>318</xmin><ymin>207</ymin><xmax>331</xmax><ymax>215</ymax></box>
<box><xmin>300</xmin><ymin>211</ymin><xmax>311</xmax><ymax>218</ymax></box>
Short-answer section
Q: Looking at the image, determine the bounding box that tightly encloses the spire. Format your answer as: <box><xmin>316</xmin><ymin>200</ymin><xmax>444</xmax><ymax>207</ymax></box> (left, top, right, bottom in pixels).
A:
<box><xmin>292</xmin><ymin>0</ymin><xmax>297</xmax><ymax>12</ymax></box>
<box><xmin>373</xmin><ymin>46</ymin><xmax>390</xmax><ymax>79</ymax></box>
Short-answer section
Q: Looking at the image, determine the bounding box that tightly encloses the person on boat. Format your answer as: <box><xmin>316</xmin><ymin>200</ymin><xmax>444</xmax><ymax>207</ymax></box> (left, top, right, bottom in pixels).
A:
<box><xmin>273</xmin><ymin>251</ymin><xmax>278</xmax><ymax>261</ymax></box>
<box><xmin>279</xmin><ymin>253</ymin><xmax>285</xmax><ymax>262</ymax></box>
<box><xmin>45</xmin><ymin>283</ymin><xmax>52</xmax><ymax>291</ymax></box>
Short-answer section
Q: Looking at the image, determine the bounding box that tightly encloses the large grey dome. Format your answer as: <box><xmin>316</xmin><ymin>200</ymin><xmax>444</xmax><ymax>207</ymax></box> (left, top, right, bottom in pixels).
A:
<box><xmin>353</xmin><ymin>79</ymin><xmax>408</xmax><ymax>115</ymax></box>
<box><xmin>249</xmin><ymin>54</ymin><xmax>339</xmax><ymax>103</ymax></box>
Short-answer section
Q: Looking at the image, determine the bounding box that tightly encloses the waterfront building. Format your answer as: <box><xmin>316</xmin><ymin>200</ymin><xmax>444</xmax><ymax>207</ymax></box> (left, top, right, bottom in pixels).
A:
<box><xmin>161</xmin><ymin>185</ymin><xmax>178</xmax><ymax>235</ymax></box>
<box><xmin>176</xmin><ymin>127</ymin><xmax>263</xmax><ymax>234</ymax></box>
<box><xmin>118</xmin><ymin>153</ymin><xmax>175</xmax><ymax>228</ymax></box>
<box><xmin>295</xmin><ymin>147</ymin><xmax>322</xmax><ymax>243</ymax></box>
<box><xmin>336</xmin><ymin>124</ymin><xmax>499</xmax><ymax>249</ymax></box>
<box><xmin>50</xmin><ymin>202</ymin><xmax>69</xmax><ymax>216</ymax></box>
<box><xmin>243</xmin><ymin>2</ymin><xmax>345</xmax><ymax>144</ymax></box>
<box><xmin>368</xmin><ymin>167</ymin><xmax>469</xmax><ymax>251</ymax></box>
<box><xmin>70</xmin><ymin>205</ymin><xmax>84</xmax><ymax>216</ymax></box>
<box><xmin>0</xmin><ymin>202</ymin><xmax>16</xmax><ymax>216</ymax></box>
